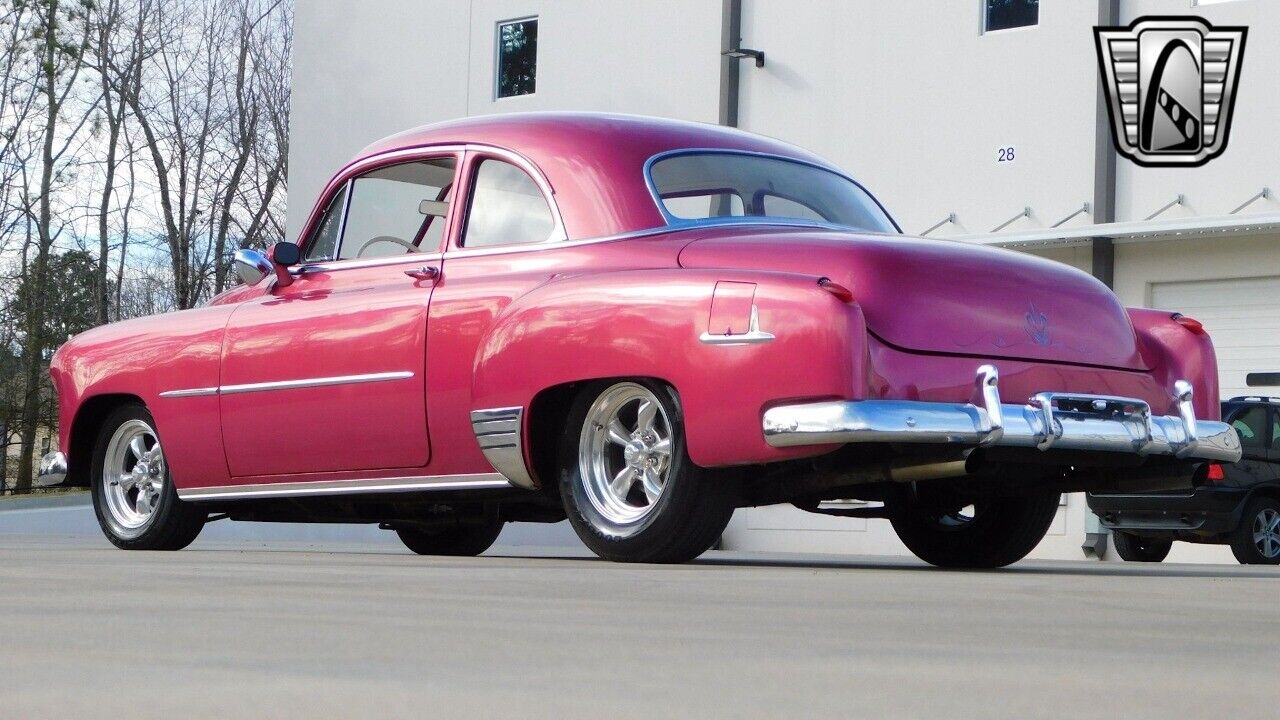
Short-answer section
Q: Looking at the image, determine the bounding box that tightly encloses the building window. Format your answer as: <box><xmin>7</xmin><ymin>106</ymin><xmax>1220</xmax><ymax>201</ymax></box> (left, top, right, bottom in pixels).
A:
<box><xmin>984</xmin><ymin>0</ymin><xmax>1038</xmax><ymax>32</ymax></box>
<box><xmin>496</xmin><ymin>18</ymin><xmax>537</xmax><ymax>98</ymax></box>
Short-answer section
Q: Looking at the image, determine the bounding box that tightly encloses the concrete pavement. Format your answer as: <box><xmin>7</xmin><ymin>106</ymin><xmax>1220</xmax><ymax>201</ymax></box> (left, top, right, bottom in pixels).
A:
<box><xmin>2</xmin><ymin>534</ymin><xmax>1278</xmax><ymax>719</ymax></box>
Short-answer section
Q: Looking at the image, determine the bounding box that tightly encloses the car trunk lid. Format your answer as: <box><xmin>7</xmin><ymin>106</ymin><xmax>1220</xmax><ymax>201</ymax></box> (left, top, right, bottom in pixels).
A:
<box><xmin>677</xmin><ymin>227</ymin><xmax>1147</xmax><ymax>371</ymax></box>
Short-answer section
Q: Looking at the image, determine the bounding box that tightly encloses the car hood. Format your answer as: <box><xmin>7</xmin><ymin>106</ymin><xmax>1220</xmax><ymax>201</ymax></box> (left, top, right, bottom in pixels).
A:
<box><xmin>677</xmin><ymin>227</ymin><xmax>1146</xmax><ymax>371</ymax></box>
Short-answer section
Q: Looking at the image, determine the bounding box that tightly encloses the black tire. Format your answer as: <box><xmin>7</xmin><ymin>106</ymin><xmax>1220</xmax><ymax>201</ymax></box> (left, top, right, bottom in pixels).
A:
<box><xmin>90</xmin><ymin>404</ymin><xmax>205</xmax><ymax>551</ymax></box>
<box><xmin>888</xmin><ymin>491</ymin><xmax>1059</xmax><ymax>568</ymax></box>
<box><xmin>396</xmin><ymin>517</ymin><xmax>504</xmax><ymax>556</ymax></box>
<box><xmin>559</xmin><ymin>380</ymin><xmax>735</xmax><ymax>563</ymax></box>
<box><xmin>1111</xmin><ymin>531</ymin><xmax>1172</xmax><ymax>562</ymax></box>
<box><xmin>1229</xmin><ymin>496</ymin><xmax>1280</xmax><ymax>565</ymax></box>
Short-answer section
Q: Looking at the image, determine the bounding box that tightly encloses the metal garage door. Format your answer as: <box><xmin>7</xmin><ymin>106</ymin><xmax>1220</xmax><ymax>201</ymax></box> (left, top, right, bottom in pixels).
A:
<box><xmin>1151</xmin><ymin>276</ymin><xmax>1280</xmax><ymax>400</ymax></box>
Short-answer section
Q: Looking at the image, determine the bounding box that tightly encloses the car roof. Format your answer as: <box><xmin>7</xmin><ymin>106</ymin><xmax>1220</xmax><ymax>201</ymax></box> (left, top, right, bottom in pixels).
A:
<box><xmin>350</xmin><ymin>112</ymin><xmax>838</xmax><ymax>239</ymax></box>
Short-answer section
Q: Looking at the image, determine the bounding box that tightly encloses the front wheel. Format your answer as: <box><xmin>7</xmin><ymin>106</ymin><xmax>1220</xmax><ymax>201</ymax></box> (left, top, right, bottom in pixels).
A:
<box><xmin>888</xmin><ymin>491</ymin><xmax>1059</xmax><ymax>568</ymax></box>
<box><xmin>90</xmin><ymin>405</ymin><xmax>206</xmax><ymax>550</ymax></box>
<box><xmin>1112</xmin><ymin>531</ymin><xmax>1172</xmax><ymax>562</ymax></box>
<box><xmin>559</xmin><ymin>380</ymin><xmax>735</xmax><ymax>563</ymax></box>
<box><xmin>1230</xmin><ymin>496</ymin><xmax>1280</xmax><ymax>565</ymax></box>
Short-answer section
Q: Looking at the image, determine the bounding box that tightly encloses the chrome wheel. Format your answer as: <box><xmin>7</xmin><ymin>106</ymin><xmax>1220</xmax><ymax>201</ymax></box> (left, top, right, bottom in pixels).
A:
<box><xmin>577</xmin><ymin>382</ymin><xmax>674</xmax><ymax>526</ymax></box>
<box><xmin>1253</xmin><ymin>508</ymin><xmax>1280</xmax><ymax>559</ymax></box>
<box><xmin>101</xmin><ymin>419</ymin><xmax>166</xmax><ymax>537</ymax></box>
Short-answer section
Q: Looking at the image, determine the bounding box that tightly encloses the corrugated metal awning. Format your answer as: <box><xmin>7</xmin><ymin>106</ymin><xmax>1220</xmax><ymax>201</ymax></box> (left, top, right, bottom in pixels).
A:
<box><xmin>946</xmin><ymin>211</ymin><xmax>1280</xmax><ymax>248</ymax></box>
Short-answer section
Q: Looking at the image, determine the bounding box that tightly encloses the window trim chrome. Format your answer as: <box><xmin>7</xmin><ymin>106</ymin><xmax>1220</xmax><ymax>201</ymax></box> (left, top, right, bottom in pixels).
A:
<box><xmin>456</xmin><ymin>144</ymin><xmax>567</xmax><ymax>250</ymax></box>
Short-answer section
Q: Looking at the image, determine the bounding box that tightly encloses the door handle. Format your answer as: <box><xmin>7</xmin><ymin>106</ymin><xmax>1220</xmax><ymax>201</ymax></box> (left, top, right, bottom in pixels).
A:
<box><xmin>404</xmin><ymin>266</ymin><xmax>439</xmax><ymax>281</ymax></box>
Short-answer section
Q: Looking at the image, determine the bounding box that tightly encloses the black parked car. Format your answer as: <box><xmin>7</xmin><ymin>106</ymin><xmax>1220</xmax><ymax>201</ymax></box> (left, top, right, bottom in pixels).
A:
<box><xmin>1088</xmin><ymin>396</ymin><xmax>1280</xmax><ymax>564</ymax></box>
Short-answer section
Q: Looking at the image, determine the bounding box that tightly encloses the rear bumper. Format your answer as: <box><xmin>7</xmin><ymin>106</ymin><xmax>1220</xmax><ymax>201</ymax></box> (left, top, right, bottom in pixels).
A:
<box><xmin>37</xmin><ymin>450</ymin><xmax>68</xmax><ymax>487</ymax></box>
<box><xmin>762</xmin><ymin>365</ymin><xmax>1241</xmax><ymax>464</ymax></box>
<box><xmin>1088</xmin><ymin>486</ymin><xmax>1246</xmax><ymax>535</ymax></box>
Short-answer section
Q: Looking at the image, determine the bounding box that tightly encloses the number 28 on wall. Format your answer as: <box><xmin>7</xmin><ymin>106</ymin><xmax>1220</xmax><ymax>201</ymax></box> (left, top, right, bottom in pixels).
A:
<box><xmin>997</xmin><ymin>146</ymin><xmax>1016</xmax><ymax>163</ymax></box>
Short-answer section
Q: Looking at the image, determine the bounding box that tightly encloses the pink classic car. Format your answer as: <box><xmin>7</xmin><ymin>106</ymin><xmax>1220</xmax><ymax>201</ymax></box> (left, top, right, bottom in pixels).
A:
<box><xmin>42</xmin><ymin>113</ymin><xmax>1241</xmax><ymax>566</ymax></box>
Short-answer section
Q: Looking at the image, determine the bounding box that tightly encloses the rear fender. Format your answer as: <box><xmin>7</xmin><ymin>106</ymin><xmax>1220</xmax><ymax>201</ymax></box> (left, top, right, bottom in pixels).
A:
<box><xmin>471</xmin><ymin>269</ymin><xmax>866</xmax><ymax>467</ymax></box>
<box><xmin>1128</xmin><ymin>307</ymin><xmax>1221</xmax><ymax>420</ymax></box>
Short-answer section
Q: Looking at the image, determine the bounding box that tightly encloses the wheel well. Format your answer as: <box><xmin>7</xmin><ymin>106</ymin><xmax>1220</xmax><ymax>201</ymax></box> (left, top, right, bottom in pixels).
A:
<box><xmin>525</xmin><ymin>377</ymin><xmax>676</xmax><ymax>499</ymax></box>
<box><xmin>1248</xmin><ymin>485</ymin><xmax>1280</xmax><ymax>506</ymax></box>
<box><xmin>66</xmin><ymin>394</ymin><xmax>144</xmax><ymax>487</ymax></box>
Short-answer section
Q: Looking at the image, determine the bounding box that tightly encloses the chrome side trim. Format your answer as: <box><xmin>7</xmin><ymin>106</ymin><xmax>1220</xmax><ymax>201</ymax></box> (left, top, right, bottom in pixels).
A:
<box><xmin>176</xmin><ymin>473</ymin><xmax>512</xmax><ymax>501</ymax></box>
<box><xmin>37</xmin><ymin>450</ymin><xmax>68</xmax><ymax>487</ymax></box>
<box><xmin>762</xmin><ymin>366</ymin><xmax>1243</xmax><ymax>464</ymax></box>
<box><xmin>219</xmin><ymin>371</ymin><xmax>413</xmax><ymax>396</ymax></box>
<box><xmin>699</xmin><ymin>305</ymin><xmax>775</xmax><ymax>345</ymax></box>
<box><xmin>161</xmin><ymin>372</ymin><xmax>413</xmax><ymax>399</ymax></box>
<box><xmin>470</xmin><ymin>407</ymin><xmax>537</xmax><ymax>489</ymax></box>
<box><xmin>158</xmin><ymin>387</ymin><xmax>220</xmax><ymax>399</ymax></box>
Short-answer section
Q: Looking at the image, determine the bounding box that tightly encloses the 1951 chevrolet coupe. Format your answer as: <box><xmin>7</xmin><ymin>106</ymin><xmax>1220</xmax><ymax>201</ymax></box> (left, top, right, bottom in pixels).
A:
<box><xmin>41</xmin><ymin>113</ymin><xmax>1241</xmax><ymax>566</ymax></box>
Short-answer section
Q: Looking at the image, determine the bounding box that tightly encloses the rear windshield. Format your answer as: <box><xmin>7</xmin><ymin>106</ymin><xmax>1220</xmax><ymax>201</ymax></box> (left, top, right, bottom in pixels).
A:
<box><xmin>648</xmin><ymin>152</ymin><xmax>896</xmax><ymax>233</ymax></box>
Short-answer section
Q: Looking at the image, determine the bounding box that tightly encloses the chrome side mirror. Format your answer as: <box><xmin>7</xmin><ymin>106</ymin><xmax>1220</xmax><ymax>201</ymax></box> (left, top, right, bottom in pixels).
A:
<box><xmin>233</xmin><ymin>249</ymin><xmax>273</xmax><ymax>286</ymax></box>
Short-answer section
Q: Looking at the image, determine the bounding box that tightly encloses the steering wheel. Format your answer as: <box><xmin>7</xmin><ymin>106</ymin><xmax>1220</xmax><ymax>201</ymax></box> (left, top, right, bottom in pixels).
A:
<box><xmin>356</xmin><ymin>236</ymin><xmax>421</xmax><ymax>258</ymax></box>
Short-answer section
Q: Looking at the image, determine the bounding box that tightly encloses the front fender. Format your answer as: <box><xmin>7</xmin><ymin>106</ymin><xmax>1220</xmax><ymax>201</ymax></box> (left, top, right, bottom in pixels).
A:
<box><xmin>50</xmin><ymin>305</ymin><xmax>235</xmax><ymax>487</ymax></box>
<box><xmin>471</xmin><ymin>269</ymin><xmax>866</xmax><ymax>467</ymax></box>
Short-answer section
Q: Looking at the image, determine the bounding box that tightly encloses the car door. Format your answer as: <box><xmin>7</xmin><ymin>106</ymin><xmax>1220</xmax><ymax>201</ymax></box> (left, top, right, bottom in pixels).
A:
<box><xmin>219</xmin><ymin>152</ymin><xmax>459</xmax><ymax>478</ymax></box>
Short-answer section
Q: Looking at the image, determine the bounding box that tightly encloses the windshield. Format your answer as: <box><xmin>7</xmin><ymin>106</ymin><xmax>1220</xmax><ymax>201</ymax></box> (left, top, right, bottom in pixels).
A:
<box><xmin>648</xmin><ymin>151</ymin><xmax>897</xmax><ymax>233</ymax></box>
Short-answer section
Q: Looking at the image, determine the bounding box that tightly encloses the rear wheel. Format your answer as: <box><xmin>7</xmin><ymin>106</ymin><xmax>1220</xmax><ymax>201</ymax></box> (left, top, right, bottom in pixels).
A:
<box><xmin>1111</xmin><ymin>531</ymin><xmax>1172</xmax><ymax>562</ymax></box>
<box><xmin>1230</xmin><ymin>496</ymin><xmax>1280</xmax><ymax>565</ymax></box>
<box><xmin>559</xmin><ymin>380</ymin><xmax>735</xmax><ymax>563</ymax></box>
<box><xmin>887</xmin><ymin>491</ymin><xmax>1059</xmax><ymax>568</ymax></box>
<box><xmin>90</xmin><ymin>405</ymin><xmax>205</xmax><ymax>551</ymax></box>
<box><xmin>396</xmin><ymin>517</ymin><xmax>504</xmax><ymax>556</ymax></box>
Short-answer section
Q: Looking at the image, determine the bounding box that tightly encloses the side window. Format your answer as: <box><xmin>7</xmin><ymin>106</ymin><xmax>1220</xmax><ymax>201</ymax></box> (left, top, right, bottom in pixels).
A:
<box><xmin>462</xmin><ymin>159</ymin><xmax>555</xmax><ymax>247</ymax></box>
<box><xmin>1272</xmin><ymin>409</ymin><xmax>1280</xmax><ymax>447</ymax></box>
<box><xmin>1231</xmin><ymin>406</ymin><xmax>1268</xmax><ymax>452</ymax></box>
<box><xmin>303</xmin><ymin>157</ymin><xmax>456</xmax><ymax>262</ymax></box>
<box><xmin>304</xmin><ymin>185</ymin><xmax>348</xmax><ymax>262</ymax></box>
<box><xmin>340</xmin><ymin>158</ymin><xmax>456</xmax><ymax>259</ymax></box>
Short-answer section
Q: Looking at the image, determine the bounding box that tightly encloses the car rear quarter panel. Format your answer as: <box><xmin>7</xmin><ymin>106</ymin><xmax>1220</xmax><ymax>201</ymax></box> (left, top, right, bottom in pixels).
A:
<box><xmin>1128</xmin><ymin>307</ymin><xmax>1221</xmax><ymax>420</ymax></box>
<box><xmin>470</xmin><ymin>269</ymin><xmax>865</xmax><ymax>468</ymax></box>
<box><xmin>50</xmin><ymin>306</ymin><xmax>235</xmax><ymax>488</ymax></box>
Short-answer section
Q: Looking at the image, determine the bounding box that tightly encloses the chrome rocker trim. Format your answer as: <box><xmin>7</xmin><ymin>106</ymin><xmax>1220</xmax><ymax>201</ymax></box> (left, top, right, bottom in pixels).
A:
<box><xmin>37</xmin><ymin>450</ymin><xmax>68</xmax><ymax>487</ymax></box>
<box><xmin>470</xmin><ymin>407</ymin><xmax>537</xmax><ymax>489</ymax></box>
<box><xmin>762</xmin><ymin>365</ymin><xmax>1242</xmax><ymax>463</ymax></box>
<box><xmin>176</xmin><ymin>473</ymin><xmax>512</xmax><ymax>501</ymax></box>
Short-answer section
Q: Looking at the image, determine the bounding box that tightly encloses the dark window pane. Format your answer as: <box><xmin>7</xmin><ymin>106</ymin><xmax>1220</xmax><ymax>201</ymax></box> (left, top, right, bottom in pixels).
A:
<box><xmin>986</xmin><ymin>0</ymin><xmax>1038</xmax><ymax>32</ymax></box>
<box><xmin>497</xmin><ymin>19</ymin><xmax>538</xmax><ymax>98</ymax></box>
<box><xmin>1231</xmin><ymin>406</ymin><xmax>1268</xmax><ymax>451</ymax></box>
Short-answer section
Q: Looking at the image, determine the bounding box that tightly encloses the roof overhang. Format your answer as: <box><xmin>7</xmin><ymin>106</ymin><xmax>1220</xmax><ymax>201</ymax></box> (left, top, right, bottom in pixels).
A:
<box><xmin>947</xmin><ymin>212</ymin><xmax>1280</xmax><ymax>249</ymax></box>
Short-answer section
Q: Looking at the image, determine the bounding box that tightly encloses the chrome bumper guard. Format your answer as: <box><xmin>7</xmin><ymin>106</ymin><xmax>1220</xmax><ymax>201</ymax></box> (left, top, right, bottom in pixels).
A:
<box><xmin>762</xmin><ymin>365</ymin><xmax>1242</xmax><ymax>463</ymax></box>
<box><xmin>37</xmin><ymin>450</ymin><xmax>68</xmax><ymax>487</ymax></box>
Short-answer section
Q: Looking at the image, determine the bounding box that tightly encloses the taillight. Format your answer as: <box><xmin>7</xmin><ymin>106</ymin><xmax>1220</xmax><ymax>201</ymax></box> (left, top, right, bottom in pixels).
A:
<box><xmin>818</xmin><ymin>277</ymin><xmax>854</xmax><ymax>303</ymax></box>
<box><xmin>1172</xmin><ymin>313</ymin><xmax>1206</xmax><ymax>335</ymax></box>
<box><xmin>1205</xmin><ymin>463</ymin><xmax>1226</xmax><ymax>482</ymax></box>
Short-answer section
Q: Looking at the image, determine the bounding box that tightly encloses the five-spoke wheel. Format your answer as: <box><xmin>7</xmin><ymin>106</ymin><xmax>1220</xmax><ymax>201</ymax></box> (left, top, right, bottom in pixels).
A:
<box><xmin>559</xmin><ymin>380</ymin><xmax>736</xmax><ymax>563</ymax></box>
<box><xmin>91</xmin><ymin>405</ymin><xmax>205</xmax><ymax>550</ymax></box>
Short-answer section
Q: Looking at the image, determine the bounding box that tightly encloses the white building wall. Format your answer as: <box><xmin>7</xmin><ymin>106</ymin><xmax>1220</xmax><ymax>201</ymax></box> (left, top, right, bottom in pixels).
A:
<box><xmin>739</xmin><ymin>0</ymin><xmax>1102</xmax><ymax>237</ymax></box>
